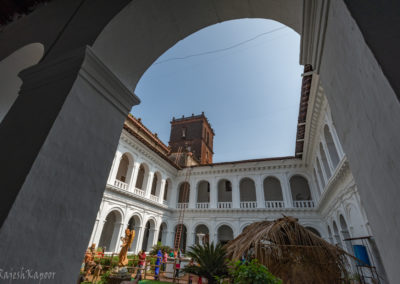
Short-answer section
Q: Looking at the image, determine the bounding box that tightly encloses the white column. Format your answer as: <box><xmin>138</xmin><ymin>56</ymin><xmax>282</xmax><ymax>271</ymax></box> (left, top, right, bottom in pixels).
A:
<box><xmin>255</xmin><ymin>175</ymin><xmax>265</xmax><ymax>208</ymax></box>
<box><xmin>209</xmin><ymin>219</ymin><xmax>217</xmax><ymax>244</ymax></box>
<box><xmin>314</xmin><ymin>167</ymin><xmax>324</xmax><ymax>195</ymax></box>
<box><xmin>232</xmin><ymin>176</ymin><xmax>240</xmax><ymax>208</ymax></box>
<box><xmin>145</xmin><ymin>171</ymin><xmax>154</xmax><ymax>198</ymax></box>
<box><xmin>166</xmin><ymin>230</ymin><xmax>175</xmax><ymax>248</ymax></box>
<box><xmin>108</xmin><ymin>151</ymin><xmax>122</xmax><ymax>185</ymax></box>
<box><xmin>326</xmin><ymin>120</ymin><xmax>344</xmax><ymax>158</ymax></box>
<box><xmin>112</xmin><ymin>222</ymin><xmax>125</xmax><ymax>253</ymax></box>
<box><xmin>188</xmin><ymin>180</ymin><xmax>196</xmax><ymax>208</ymax></box>
<box><xmin>128</xmin><ymin>161</ymin><xmax>140</xmax><ymax>192</ymax></box>
<box><xmin>150</xmin><ymin>228</ymin><xmax>159</xmax><ymax>248</ymax></box>
<box><xmin>210</xmin><ymin>177</ymin><xmax>217</xmax><ymax>209</ymax></box>
<box><xmin>91</xmin><ymin>218</ymin><xmax>106</xmax><ymax>247</ymax></box>
<box><xmin>316</xmin><ymin>152</ymin><xmax>328</xmax><ymax>184</ymax></box>
<box><xmin>281</xmin><ymin>173</ymin><xmax>293</xmax><ymax>207</ymax></box>
<box><xmin>159</xmin><ymin>179</ymin><xmax>166</xmax><ymax>204</ymax></box>
<box><xmin>135</xmin><ymin>226</ymin><xmax>145</xmax><ymax>252</ymax></box>
<box><xmin>321</xmin><ymin>136</ymin><xmax>335</xmax><ymax>173</ymax></box>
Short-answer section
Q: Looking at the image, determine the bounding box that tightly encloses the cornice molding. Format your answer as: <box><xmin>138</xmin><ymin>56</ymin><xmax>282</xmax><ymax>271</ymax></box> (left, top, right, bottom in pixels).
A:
<box><xmin>300</xmin><ymin>0</ymin><xmax>330</xmax><ymax>73</ymax></box>
<box><xmin>79</xmin><ymin>46</ymin><xmax>140</xmax><ymax>115</ymax></box>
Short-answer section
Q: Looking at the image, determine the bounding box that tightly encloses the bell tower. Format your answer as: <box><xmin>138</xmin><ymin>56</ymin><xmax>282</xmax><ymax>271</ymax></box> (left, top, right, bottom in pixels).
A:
<box><xmin>169</xmin><ymin>112</ymin><xmax>214</xmax><ymax>164</ymax></box>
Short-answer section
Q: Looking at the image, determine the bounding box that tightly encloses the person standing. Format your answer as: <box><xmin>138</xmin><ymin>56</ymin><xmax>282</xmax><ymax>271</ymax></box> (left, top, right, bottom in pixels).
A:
<box><xmin>135</xmin><ymin>250</ymin><xmax>146</xmax><ymax>280</ymax></box>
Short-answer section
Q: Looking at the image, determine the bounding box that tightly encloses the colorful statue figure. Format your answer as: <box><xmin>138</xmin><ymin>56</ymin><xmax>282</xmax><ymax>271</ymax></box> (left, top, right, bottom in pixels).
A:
<box><xmin>83</xmin><ymin>246</ymin><xmax>96</xmax><ymax>280</ymax></box>
<box><xmin>118</xmin><ymin>228</ymin><xmax>135</xmax><ymax>266</ymax></box>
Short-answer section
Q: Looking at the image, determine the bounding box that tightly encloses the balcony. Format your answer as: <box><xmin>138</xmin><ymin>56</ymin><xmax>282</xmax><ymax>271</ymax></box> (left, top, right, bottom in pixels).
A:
<box><xmin>240</xmin><ymin>201</ymin><xmax>257</xmax><ymax>209</ymax></box>
<box><xmin>293</xmin><ymin>200</ymin><xmax>315</xmax><ymax>208</ymax></box>
<box><xmin>176</xmin><ymin>203</ymin><xmax>188</xmax><ymax>209</ymax></box>
<box><xmin>196</xmin><ymin>202</ymin><xmax>209</xmax><ymax>209</ymax></box>
<box><xmin>133</xmin><ymin>188</ymin><xmax>145</xmax><ymax>197</ymax></box>
<box><xmin>114</xmin><ymin>180</ymin><xmax>128</xmax><ymax>190</ymax></box>
<box><xmin>217</xmin><ymin>202</ymin><xmax>232</xmax><ymax>209</ymax></box>
<box><xmin>265</xmin><ymin>201</ymin><xmax>285</xmax><ymax>209</ymax></box>
<box><xmin>150</xmin><ymin>194</ymin><xmax>159</xmax><ymax>203</ymax></box>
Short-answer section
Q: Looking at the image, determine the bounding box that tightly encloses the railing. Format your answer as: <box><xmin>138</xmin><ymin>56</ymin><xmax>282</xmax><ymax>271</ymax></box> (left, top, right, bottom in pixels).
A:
<box><xmin>240</xmin><ymin>201</ymin><xmax>257</xmax><ymax>209</ymax></box>
<box><xmin>150</xmin><ymin>194</ymin><xmax>159</xmax><ymax>203</ymax></box>
<box><xmin>265</xmin><ymin>201</ymin><xmax>285</xmax><ymax>209</ymax></box>
<box><xmin>293</xmin><ymin>200</ymin><xmax>315</xmax><ymax>208</ymax></box>
<box><xmin>163</xmin><ymin>200</ymin><xmax>168</xmax><ymax>206</ymax></box>
<box><xmin>196</xmin><ymin>202</ymin><xmax>209</xmax><ymax>209</ymax></box>
<box><xmin>134</xmin><ymin>188</ymin><xmax>145</xmax><ymax>197</ymax></box>
<box><xmin>176</xmin><ymin>203</ymin><xmax>188</xmax><ymax>209</ymax></box>
<box><xmin>114</xmin><ymin>179</ymin><xmax>128</xmax><ymax>190</ymax></box>
<box><xmin>217</xmin><ymin>202</ymin><xmax>232</xmax><ymax>209</ymax></box>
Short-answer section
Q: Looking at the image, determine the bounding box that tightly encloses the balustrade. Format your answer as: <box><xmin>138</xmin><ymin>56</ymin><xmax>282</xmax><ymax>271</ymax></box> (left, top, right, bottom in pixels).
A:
<box><xmin>176</xmin><ymin>203</ymin><xmax>188</xmax><ymax>209</ymax></box>
<box><xmin>293</xmin><ymin>200</ymin><xmax>315</xmax><ymax>208</ymax></box>
<box><xmin>217</xmin><ymin>202</ymin><xmax>232</xmax><ymax>209</ymax></box>
<box><xmin>150</xmin><ymin>194</ymin><xmax>159</xmax><ymax>203</ymax></box>
<box><xmin>265</xmin><ymin>201</ymin><xmax>285</xmax><ymax>209</ymax></box>
<box><xmin>196</xmin><ymin>202</ymin><xmax>209</xmax><ymax>209</ymax></box>
<box><xmin>114</xmin><ymin>180</ymin><xmax>128</xmax><ymax>190</ymax></box>
<box><xmin>134</xmin><ymin>188</ymin><xmax>145</xmax><ymax>197</ymax></box>
<box><xmin>240</xmin><ymin>201</ymin><xmax>257</xmax><ymax>209</ymax></box>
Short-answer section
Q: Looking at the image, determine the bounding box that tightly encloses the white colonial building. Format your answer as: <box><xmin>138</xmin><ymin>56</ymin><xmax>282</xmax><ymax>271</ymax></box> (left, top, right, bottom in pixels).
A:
<box><xmin>87</xmin><ymin>74</ymin><xmax>384</xmax><ymax>278</ymax></box>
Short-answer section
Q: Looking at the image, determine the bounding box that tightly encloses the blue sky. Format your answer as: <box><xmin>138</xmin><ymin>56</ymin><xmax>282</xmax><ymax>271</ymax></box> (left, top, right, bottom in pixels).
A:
<box><xmin>133</xmin><ymin>19</ymin><xmax>302</xmax><ymax>162</ymax></box>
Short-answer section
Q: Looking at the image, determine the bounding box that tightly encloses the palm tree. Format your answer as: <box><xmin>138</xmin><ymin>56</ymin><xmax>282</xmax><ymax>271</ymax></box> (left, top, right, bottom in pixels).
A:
<box><xmin>183</xmin><ymin>242</ymin><xmax>228</xmax><ymax>284</ymax></box>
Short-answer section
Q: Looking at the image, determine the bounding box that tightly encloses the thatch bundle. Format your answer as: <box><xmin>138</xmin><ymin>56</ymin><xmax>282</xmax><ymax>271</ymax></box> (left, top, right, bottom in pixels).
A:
<box><xmin>225</xmin><ymin>216</ymin><xmax>352</xmax><ymax>284</ymax></box>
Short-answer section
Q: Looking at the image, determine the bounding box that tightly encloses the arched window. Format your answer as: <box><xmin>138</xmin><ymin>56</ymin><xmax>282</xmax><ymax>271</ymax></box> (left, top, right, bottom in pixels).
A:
<box><xmin>316</xmin><ymin>158</ymin><xmax>326</xmax><ymax>187</ymax></box>
<box><xmin>98</xmin><ymin>211</ymin><xmax>123</xmax><ymax>252</ymax></box>
<box><xmin>127</xmin><ymin>215</ymin><xmax>141</xmax><ymax>252</ymax></box>
<box><xmin>217</xmin><ymin>179</ymin><xmax>232</xmax><ymax>207</ymax></box>
<box><xmin>324</xmin><ymin>125</ymin><xmax>340</xmax><ymax>168</ymax></box>
<box><xmin>177</xmin><ymin>182</ymin><xmax>190</xmax><ymax>203</ymax></box>
<box><xmin>197</xmin><ymin>180</ymin><xmax>210</xmax><ymax>203</ymax></box>
<box><xmin>174</xmin><ymin>224</ymin><xmax>187</xmax><ymax>252</ymax></box>
<box><xmin>218</xmin><ymin>225</ymin><xmax>234</xmax><ymax>245</ymax></box>
<box><xmin>305</xmin><ymin>226</ymin><xmax>321</xmax><ymax>237</ymax></box>
<box><xmin>290</xmin><ymin>175</ymin><xmax>313</xmax><ymax>208</ymax></box>
<box><xmin>332</xmin><ymin>221</ymin><xmax>342</xmax><ymax>247</ymax></box>
<box><xmin>150</xmin><ymin>172</ymin><xmax>161</xmax><ymax>197</ymax></box>
<box><xmin>263</xmin><ymin>177</ymin><xmax>283</xmax><ymax>208</ymax></box>
<box><xmin>116</xmin><ymin>154</ymin><xmax>129</xmax><ymax>182</ymax></box>
<box><xmin>158</xmin><ymin>222</ymin><xmax>167</xmax><ymax>244</ymax></box>
<box><xmin>142</xmin><ymin>219</ymin><xmax>156</xmax><ymax>252</ymax></box>
<box><xmin>319</xmin><ymin>143</ymin><xmax>331</xmax><ymax>178</ymax></box>
<box><xmin>239</xmin><ymin>178</ymin><xmax>257</xmax><ymax>208</ymax></box>
<box><xmin>135</xmin><ymin>164</ymin><xmax>148</xmax><ymax>190</ymax></box>
<box><xmin>195</xmin><ymin>224</ymin><xmax>210</xmax><ymax>245</ymax></box>
<box><xmin>163</xmin><ymin>180</ymin><xmax>170</xmax><ymax>201</ymax></box>
<box><xmin>290</xmin><ymin>175</ymin><xmax>312</xmax><ymax>201</ymax></box>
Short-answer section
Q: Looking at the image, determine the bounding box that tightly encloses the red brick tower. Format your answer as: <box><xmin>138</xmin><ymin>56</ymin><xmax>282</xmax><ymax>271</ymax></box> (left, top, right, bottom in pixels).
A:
<box><xmin>169</xmin><ymin>112</ymin><xmax>214</xmax><ymax>165</ymax></box>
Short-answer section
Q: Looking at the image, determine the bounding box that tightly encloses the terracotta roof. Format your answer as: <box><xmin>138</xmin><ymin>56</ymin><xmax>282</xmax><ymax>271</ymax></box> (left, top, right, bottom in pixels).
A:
<box><xmin>122</xmin><ymin>122</ymin><xmax>180</xmax><ymax>170</ymax></box>
<box><xmin>126</xmin><ymin>114</ymin><xmax>170</xmax><ymax>153</ymax></box>
<box><xmin>190</xmin><ymin>156</ymin><xmax>298</xmax><ymax>168</ymax></box>
<box><xmin>295</xmin><ymin>64</ymin><xmax>313</xmax><ymax>159</ymax></box>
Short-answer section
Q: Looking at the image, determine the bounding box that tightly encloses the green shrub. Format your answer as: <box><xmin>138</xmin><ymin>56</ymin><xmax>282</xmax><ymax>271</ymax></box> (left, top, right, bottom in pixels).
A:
<box><xmin>149</xmin><ymin>242</ymin><xmax>172</xmax><ymax>256</ymax></box>
<box><xmin>228</xmin><ymin>259</ymin><xmax>281</xmax><ymax>284</ymax></box>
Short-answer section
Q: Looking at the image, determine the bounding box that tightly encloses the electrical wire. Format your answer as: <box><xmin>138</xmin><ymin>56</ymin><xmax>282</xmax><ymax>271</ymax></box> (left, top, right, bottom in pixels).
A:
<box><xmin>154</xmin><ymin>26</ymin><xmax>287</xmax><ymax>65</ymax></box>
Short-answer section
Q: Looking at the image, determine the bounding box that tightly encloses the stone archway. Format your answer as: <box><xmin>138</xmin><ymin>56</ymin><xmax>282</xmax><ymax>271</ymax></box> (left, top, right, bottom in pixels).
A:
<box><xmin>0</xmin><ymin>1</ymin><xmax>399</xmax><ymax>283</ymax></box>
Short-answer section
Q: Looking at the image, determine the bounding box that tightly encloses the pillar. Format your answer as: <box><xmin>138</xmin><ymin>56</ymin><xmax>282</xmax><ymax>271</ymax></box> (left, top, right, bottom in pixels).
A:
<box><xmin>145</xmin><ymin>171</ymin><xmax>154</xmax><ymax>198</ymax></box>
<box><xmin>232</xmin><ymin>176</ymin><xmax>240</xmax><ymax>208</ymax></box>
<box><xmin>0</xmin><ymin>46</ymin><xmax>139</xmax><ymax>281</ymax></box>
<box><xmin>107</xmin><ymin>151</ymin><xmax>123</xmax><ymax>185</ymax></box>
<box><xmin>210</xmin><ymin>178</ymin><xmax>217</xmax><ymax>209</ymax></box>
<box><xmin>281</xmin><ymin>173</ymin><xmax>293</xmax><ymax>207</ymax></box>
<box><xmin>188</xmin><ymin>180</ymin><xmax>196</xmax><ymax>208</ymax></box>
<box><xmin>159</xmin><ymin>179</ymin><xmax>166</xmax><ymax>204</ymax></box>
<box><xmin>255</xmin><ymin>176</ymin><xmax>265</xmax><ymax>208</ymax></box>
<box><xmin>128</xmin><ymin>162</ymin><xmax>141</xmax><ymax>192</ymax></box>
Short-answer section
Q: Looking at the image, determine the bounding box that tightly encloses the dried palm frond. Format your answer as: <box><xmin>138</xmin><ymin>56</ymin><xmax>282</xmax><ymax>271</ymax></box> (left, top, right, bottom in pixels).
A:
<box><xmin>225</xmin><ymin>216</ymin><xmax>352</xmax><ymax>284</ymax></box>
